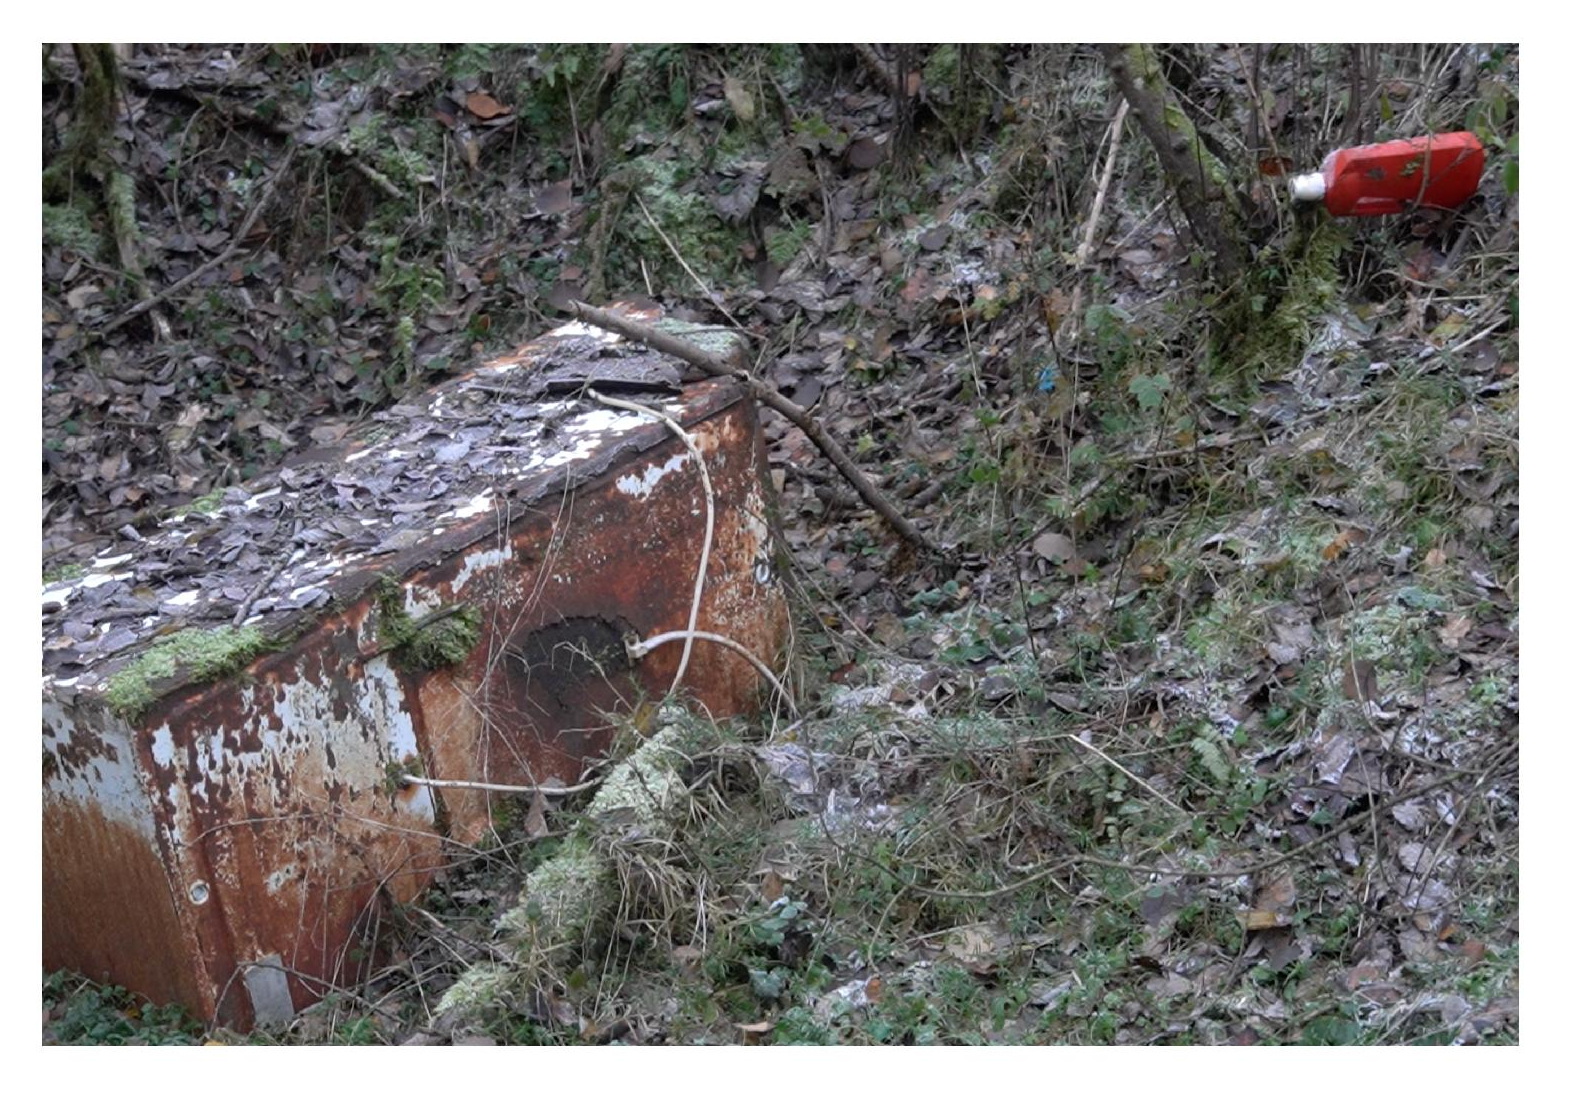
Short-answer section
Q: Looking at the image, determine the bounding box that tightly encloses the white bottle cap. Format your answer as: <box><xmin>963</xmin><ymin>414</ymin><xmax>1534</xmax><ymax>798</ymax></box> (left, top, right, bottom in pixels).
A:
<box><xmin>1289</xmin><ymin>171</ymin><xmax>1326</xmax><ymax>202</ymax></box>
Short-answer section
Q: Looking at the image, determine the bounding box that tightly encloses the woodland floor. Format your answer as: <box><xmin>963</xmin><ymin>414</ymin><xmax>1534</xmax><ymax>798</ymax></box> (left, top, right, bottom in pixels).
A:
<box><xmin>43</xmin><ymin>43</ymin><xmax>1518</xmax><ymax>1046</ymax></box>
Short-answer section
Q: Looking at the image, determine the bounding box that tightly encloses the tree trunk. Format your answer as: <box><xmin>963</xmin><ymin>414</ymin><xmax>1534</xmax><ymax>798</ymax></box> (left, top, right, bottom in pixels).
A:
<box><xmin>1100</xmin><ymin>43</ymin><xmax>1247</xmax><ymax>287</ymax></box>
<box><xmin>47</xmin><ymin>46</ymin><xmax>150</xmax><ymax>301</ymax></box>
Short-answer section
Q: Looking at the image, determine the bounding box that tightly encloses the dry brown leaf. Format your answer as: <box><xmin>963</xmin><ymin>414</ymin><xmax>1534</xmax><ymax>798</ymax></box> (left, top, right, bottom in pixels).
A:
<box><xmin>1322</xmin><ymin>528</ymin><xmax>1362</xmax><ymax>560</ymax></box>
<box><xmin>1240</xmin><ymin>909</ymin><xmax>1287</xmax><ymax>931</ymax></box>
<box><xmin>1254</xmin><ymin>871</ymin><xmax>1297</xmax><ymax>912</ymax></box>
<box><xmin>465</xmin><ymin>91</ymin><xmax>510</xmax><ymax>120</ymax></box>
<box><xmin>523</xmin><ymin>789</ymin><xmax>549</xmax><ymax>839</ymax></box>
<box><xmin>847</xmin><ymin>136</ymin><xmax>886</xmax><ymax>170</ymax></box>
<box><xmin>760</xmin><ymin>869</ymin><xmax>784</xmax><ymax>902</ymax></box>
<box><xmin>535</xmin><ymin>179</ymin><xmax>573</xmax><ymax>216</ymax></box>
<box><xmin>1032</xmin><ymin>531</ymin><xmax>1076</xmax><ymax>563</ymax></box>
<box><xmin>1440</xmin><ymin>614</ymin><xmax>1473</xmax><ymax>646</ymax></box>
<box><xmin>1342</xmin><ymin>659</ymin><xmax>1379</xmax><ymax>704</ymax></box>
<box><xmin>723</xmin><ymin>74</ymin><xmax>755</xmax><ymax>122</ymax></box>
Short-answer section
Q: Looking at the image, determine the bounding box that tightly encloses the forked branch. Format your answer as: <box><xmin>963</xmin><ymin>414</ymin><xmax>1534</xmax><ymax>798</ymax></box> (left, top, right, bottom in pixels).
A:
<box><xmin>569</xmin><ymin>300</ymin><xmax>950</xmax><ymax>562</ymax></box>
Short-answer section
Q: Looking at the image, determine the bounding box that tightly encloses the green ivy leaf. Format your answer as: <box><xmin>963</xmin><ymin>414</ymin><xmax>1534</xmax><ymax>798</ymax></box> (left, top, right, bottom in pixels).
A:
<box><xmin>1128</xmin><ymin>373</ymin><xmax>1172</xmax><ymax>413</ymax></box>
<box><xmin>1191</xmin><ymin>736</ymin><xmax>1230</xmax><ymax>784</ymax></box>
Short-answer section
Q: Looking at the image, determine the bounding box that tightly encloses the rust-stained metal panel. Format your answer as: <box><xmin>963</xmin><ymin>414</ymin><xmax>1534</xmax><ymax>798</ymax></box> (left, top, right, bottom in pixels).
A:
<box><xmin>42</xmin><ymin>309</ymin><xmax>787</xmax><ymax>1028</ymax></box>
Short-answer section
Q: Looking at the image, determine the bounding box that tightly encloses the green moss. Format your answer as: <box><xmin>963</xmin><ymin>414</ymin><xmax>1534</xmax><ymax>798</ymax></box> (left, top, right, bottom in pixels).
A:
<box><xmin>1215</xmin><ymin>219</ymin><xmax>1346</xmax><ymax>376</ymax></box>
<box><xmin>105</xmin><ymin>171</ymin><xmax>139</xmax><ymax>254</ymax></box>
<box><xmin>169</xmin><ymin>488</ymin><xmax>226</xmax><ymax>518</ymax></box>
<box><xmin>43</xmin><ymin>203</ymin><xmax>104</xmax><ymax>257</ymax></box>
<box><xmin>104</xmin><ymin>625</ymin><xmax>272</xmax><ymax>721</ymax></box>
<box><xmin>600</xmin><ymin>154</ymin><xmax>745</xmax><ymax>296</ymax></box>
<box><xmin>43</xmin><ymin>562</ymin><xmax>86</xmax><ymax>585</ymax></box>
<box><xmin>374</xmin><ymin>577</ymin><xmax>481</xmax><ymax>671</ymax></box>
<box><xmin>765</xmin><ymin>221</ymin><xmax>813</xmax><ymax>267</ymax></box>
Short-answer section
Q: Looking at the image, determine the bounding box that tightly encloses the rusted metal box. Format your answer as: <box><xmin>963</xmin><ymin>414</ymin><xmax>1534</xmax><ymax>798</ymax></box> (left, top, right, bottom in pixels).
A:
<box><xmin>42</xmin><ymin>309</ymin><xmax>787</xmax><ymax>1028</ymax></box>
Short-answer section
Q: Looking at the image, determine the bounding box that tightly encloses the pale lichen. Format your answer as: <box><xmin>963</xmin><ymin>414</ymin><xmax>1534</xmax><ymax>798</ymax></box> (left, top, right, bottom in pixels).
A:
<box><xmin>432</xmin><ymin>961</ymin><xmax>515</xmax><ymax>1018</ymax></box>
<box><xmin>440</xmin><ymin>713</ymin><xmax>695</xmax><ymax>1027</ymax></box>
<box><xmin>652</xmin><ymin>318</ymin><xmax>741</xmax><ymax>361</ymax></box>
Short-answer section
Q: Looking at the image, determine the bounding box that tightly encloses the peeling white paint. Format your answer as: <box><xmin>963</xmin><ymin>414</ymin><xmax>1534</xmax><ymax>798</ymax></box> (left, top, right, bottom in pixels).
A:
<box><xmin>551</xmin><ymin>320</ymin><xmax>624</xmax><ymax>343</ymax></box>
<box><xmin>150</xmin><ymin>723</ymin><xmax>176</xmax><ymax>770</ymax></box>
<box><xmin>453</xmin><ymin>545</ymin><xmax>511</xmax><ymax>593</ymax></box>
<box><xmin>450</xmin><ymin>491</ymin><xmax>495</xmax><ymax>519</ymax></box>
<box><xmin>43</xmin><ymin>701</ymin><xmax>157</xmax><ymax>842</ymax></box>
<box><xmin>616</xmin><ymin>452</ymin><xmax>690</xmax><ymax>499</ymax></box>
<box><xmin>402</xmin><ymin>585</ymin><xmax>442</xmax><ymax>618</ymax></box>
<box><xmin>363</xmin><ymin>659</ymin><xmax>434</xmax><ymax>822</ymax></box>
<box><xmin>243</xmin><ymin>486</ymin><xmax>282</xmax><ymax>511</ymax></box>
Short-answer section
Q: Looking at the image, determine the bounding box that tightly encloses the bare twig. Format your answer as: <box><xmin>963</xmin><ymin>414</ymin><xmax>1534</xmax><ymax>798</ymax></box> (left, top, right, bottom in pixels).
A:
<box><xmin>232</xmin><ymin>514</ymin><xmax>299</xmax><ymax>626</ymax></box>
<box><xmin>100</xmin><ymin>147</ymin><xmax>296</xmax><ymax>337</ymax></box>
<box><xmin>568</xmin><ymin>300</ymin><xmax>950</xmax><ymax>561</ymax></box>
<box><xmin>1059</xmin><ymin>97</ymin><xmax>1129</xmax><ymax>351</ymax></box>
<box><xmin>349</xmin><ymin>155</ymin><xmax>403</xmax><ymax>200</ymax></box>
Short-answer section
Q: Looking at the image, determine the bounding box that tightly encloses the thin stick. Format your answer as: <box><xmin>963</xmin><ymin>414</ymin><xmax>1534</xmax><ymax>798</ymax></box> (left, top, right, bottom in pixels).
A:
<box><xmin>569</xmin><ymin>300</ymin><xmax>948</xmax><ymax>561</ymax></box>
<box><xmin>1060</xmin><ymin>98</ymin><xmax>1129</xmax><ymax>349</ymax></box>
<box><xmin>1079</xmin><ymin>100</ymin><xmax>1130</xmax><ymax>267</ymax></box>
<box><xmin>587</xmin><ymin>388</ymin><xmax>714</xmax><ymax>695</ymax></box>
<box><xmin>232</xmin><ymin>514</ymin><xmax>299</xmax><ymax>626</ymax></box>
<box><xmin>1063</xmin><ymin>731</ymin><xmax>1184</xmax><ymax>815</ymax></box>
<box><xmin>349</xmin><ymin>156</ymin><xmax>402</xmax><ymax>200</ymax></box>
<box><xmin>100</xmin><ymin>147</ymin><xmax>297</xmax><ymax>337</ymax></box>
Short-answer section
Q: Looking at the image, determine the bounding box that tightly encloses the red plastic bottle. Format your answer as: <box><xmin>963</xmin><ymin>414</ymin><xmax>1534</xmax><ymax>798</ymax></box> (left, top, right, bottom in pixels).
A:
<box><xmin>1289</xmin><ymin>132</ymin><xmax>1485</xmax><ymax>216</ymax></box>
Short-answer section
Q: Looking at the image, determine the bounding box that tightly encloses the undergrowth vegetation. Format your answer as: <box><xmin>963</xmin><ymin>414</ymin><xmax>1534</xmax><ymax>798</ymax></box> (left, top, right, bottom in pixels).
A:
<box><xmin>43</xmin><ymin>43</ymin><xmax>1516</xmax><ymax>1046</ymax></box>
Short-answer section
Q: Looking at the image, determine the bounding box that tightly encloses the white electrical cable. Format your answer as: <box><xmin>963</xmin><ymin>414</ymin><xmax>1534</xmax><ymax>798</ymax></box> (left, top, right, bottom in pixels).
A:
<box><xmin>399</xmin><ymin>774</ymin><xmax>602</xmax><ymax>796</ymax></box>
<box><xmin>587</xmin><ymin>388</ymin><xmax>713</xmax><ymax>695</ymax></box>
<box><xmin>628</xmin><ymin>629</ymin><xmax>796</xmax><ymax>718</ymax></box>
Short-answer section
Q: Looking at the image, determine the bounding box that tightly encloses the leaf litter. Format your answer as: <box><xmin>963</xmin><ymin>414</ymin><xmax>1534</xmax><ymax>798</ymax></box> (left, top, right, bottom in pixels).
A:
<box><xmin>42</xmin><ymin>43</ymin><xmax>1517</xmax><ymax>1046</ymax></box>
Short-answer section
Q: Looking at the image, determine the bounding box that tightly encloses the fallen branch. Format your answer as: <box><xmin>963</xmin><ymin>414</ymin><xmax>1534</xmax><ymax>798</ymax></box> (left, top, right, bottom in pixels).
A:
<box><xmin>569</xmin><ymin>300</ymin><xmax>950</xmax><ymax>561</ymax></box>
<box><xmin>434</xmin><ymin>711</ymin><xmax>697</xmax><ymax>1024</ymax></box>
